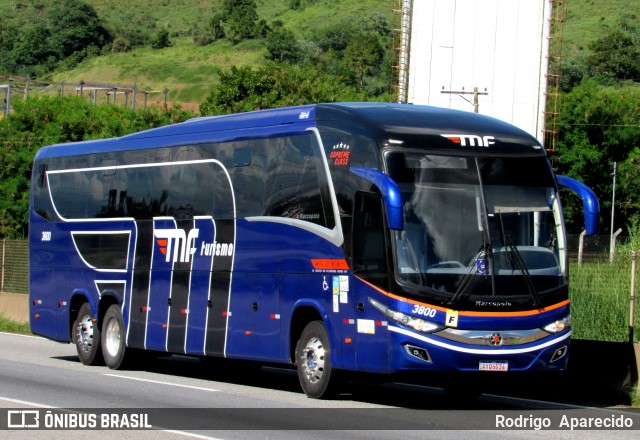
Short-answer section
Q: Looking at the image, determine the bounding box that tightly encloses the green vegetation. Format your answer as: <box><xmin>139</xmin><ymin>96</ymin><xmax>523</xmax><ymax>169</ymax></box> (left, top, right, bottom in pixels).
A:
<box><xmin>562</xmin><ymin>0</ymin><xmax>640</xmax><ymax>52</ymax></box>
<box><xmin>554</xmin><ymin>81</ymin><xmax>640</xmax><ymax>233</ymax></box>
<box><xmin>0</xmin><ymin>313</ymin><xmax>30</xmax><ymax>334</ymax></box>
<box><xmin>0</xmin><ymin>0</ymin><xmax>638</xmax><ymax>234</ymax></box>
<box><xmin>0</xmin><ymin>2</ymin><xmax>639</xmax><ymax>348</ymax></box>
<box><xmin>199</xmin><ymin>63</ymin><xmax>380</xmax><ymax>115</ymax></box>
<box><xmin>0</xmin><ymin>96</ymin><xmax>195</xmax><ymax>237</ymax></box>
<box><xmin>0</xmin><ymin>0</ymin><xmax>112</xmax><ymax>77</ymax></box>
<box><xmin>570</xmin><ymin>259</ymin><xmax>640</xmax><ymax>342</ymax></box>
<box><xmin>0</xmin><ymin>0</ymin><xmax>394</xmax><ymax>104</ymax></box>
<box><xmin>2</xmin><ymin>0</ymin><xmax>637</xmax><ymax>235</ymax></box>
<box><xmin>570</xmin><ymin>227</ymin><xmax>640</xmax><ymax>342</ymax></box>
<box><xmin>0</xmin><ymin>0</ymin><xmax>638</xmax><ymax>231</ymax></box>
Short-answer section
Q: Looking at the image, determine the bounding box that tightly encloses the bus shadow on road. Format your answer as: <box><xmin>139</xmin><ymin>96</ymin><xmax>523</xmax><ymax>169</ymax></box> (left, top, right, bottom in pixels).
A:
<box><xmin>55</xmin><ymin>350</ymin><xmax>629</xmax><ymax>410</ymax></box>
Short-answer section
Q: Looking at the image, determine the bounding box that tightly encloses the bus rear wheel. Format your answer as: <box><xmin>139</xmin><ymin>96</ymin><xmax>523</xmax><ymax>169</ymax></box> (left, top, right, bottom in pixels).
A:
<box><xmin>101</xmin><ymin>304</ymin><xmax>132</xmax><ymax>370</ymax></box>
<box><xmin>72</xmin><ymin>302</ymin><xmax>103</xmax><ymax>365</ymax></box>
<box><xmin>296</xmin><ymin>321</ymin><xmax>337</xmax><ymax>399</ymax></box>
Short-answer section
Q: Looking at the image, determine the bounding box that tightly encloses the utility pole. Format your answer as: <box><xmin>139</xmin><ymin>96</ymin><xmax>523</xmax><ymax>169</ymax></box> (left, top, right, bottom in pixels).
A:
<box><xmin>440</xmin><ymin>86</ymin><xmax>489</xmax><ymax>113</ymax></box>
<box><xmin>4</xmin><ymin>78</ymin><xmax>12</xmax><ymax>117</ymax></box>
<box><xmin>610</xmin><ymin>161</ymin><xmax>618</xmax><ymax>263</ymax></box>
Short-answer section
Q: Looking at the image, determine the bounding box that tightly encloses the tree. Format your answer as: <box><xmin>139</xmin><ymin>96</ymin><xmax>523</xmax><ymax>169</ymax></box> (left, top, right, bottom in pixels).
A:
<box><xmin>315</xmin><ymin>22</ymin><xmax>355</xmax><ymax>53</ymax></box>
<box><xmin>344</xmin><ymin>33</ymin><xmax>384</xmax><ymax>89</ymax></box>
<box><xmin>0</xmin><ymin>96</ymin><xmax>195</xmax><ymax>238</ymax></box>
<box><xmin>553</xmin><ymin>49</ymin><xmax>587</xmax><ymax>92</ymax></box>
<box><xmin>1</xmin><ymin>0</ymin><xmax>111</xmax><ymax>75</ymax></box>
<box><xmin>7</xmin><ymin>24</ymin><xmax>56</xmax><ymax>73</ymax></box>
<box><xmin>619</xmin><ymin>148</ymin><xmax>640</xmax><ymax>225</ymax></box>
<box><xmin>46</xmin><ymin>0</ymin><xmax>111</xmax><ymax>59</ymax></box>
<box><xmin>199</xmin><ymin>63</ymin><xmax>376</xmax><ymax>116</ymax></box>
<box><xmin>0</xmin><ymin>22</ymin><xmax>18</xmax><ymax>74</ymax></box>
<box><xmin>151</xmin><ymin>29</ymin><xmax>172</xmax><ymax>49</ymax></box>
<box><xmin>110</xmin><ymin>12</ymin><xmax>154</xmax><ymax>51</ymax></box>
<box><xmin>111</xmin><ymin>37</ymin><xmax>133</xmax><ymax>54</ymax></box>
<box><xmin>199</xmin><ymin>65</ymin><xmax>277</xmax><ymax>115</ymax></box>
<box><xmin>265</xmin><ymin>28</ymin><xmax>301</xmax><ymax>63</ymax></box>
<box><xmin>553</xmin><ymin>81</ymin><xmax>640</xmax><ymax>233</ymax></box>
<box><xmin>222</xmin><ymin>0</ymin><xmax>260</xmax><ymax>44</ymax></box>
<box><xmin>211</xmin><ymin>13</ymin><xmax>227</xmax><ymax>41</ymax></box>
<box><xmin>586</xmin><ymin>29</ymin><xmax>640</xmax><ymax>82</ymax></box>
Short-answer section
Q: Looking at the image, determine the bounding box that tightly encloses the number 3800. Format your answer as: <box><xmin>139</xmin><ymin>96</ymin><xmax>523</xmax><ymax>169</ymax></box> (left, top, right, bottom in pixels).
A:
<box><xmin>411</xmin><ymin>304</ymin><xmax>436</xmax><ymax>318</ymax></box>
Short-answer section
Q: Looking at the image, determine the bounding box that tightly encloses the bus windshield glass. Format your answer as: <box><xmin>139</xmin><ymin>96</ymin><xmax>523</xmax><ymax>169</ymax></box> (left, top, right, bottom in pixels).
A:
<box><xmin>385</xmin><ymin>151</ymin><xmax>566</xmax><ymax>300</ymax></box>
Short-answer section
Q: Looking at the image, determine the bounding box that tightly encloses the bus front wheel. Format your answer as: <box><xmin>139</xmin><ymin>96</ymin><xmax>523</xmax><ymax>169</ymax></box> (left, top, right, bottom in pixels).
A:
<box><xmin>101</xmin><ymin>304</ymin><xmax>130</xmax><ymax>370</ymax></box>
<box><xmin>72</xmin><ymin>302</ymin><xmax>103</xmax><ymax>366</ymax></box>
<box><xmin>296</xmin><ymin>321</ymin><xmax>337</xmax><ymax>399</ymax></box>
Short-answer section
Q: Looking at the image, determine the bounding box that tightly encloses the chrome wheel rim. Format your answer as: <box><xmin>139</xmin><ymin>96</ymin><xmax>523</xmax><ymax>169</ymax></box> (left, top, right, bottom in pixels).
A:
<box><xmin>76</xmin><ymin>315</ymin><xmax>94</xmax><ymax>353</ymax></box>
<box><xmin>104</xmin><ymin>318</ymin><xmax>122</xmax><ymax>358</ymax></box>
<box><xmin>300</xmin><ymin>336</ymin><xmax>325</xmax><ymax>384</ymax></box>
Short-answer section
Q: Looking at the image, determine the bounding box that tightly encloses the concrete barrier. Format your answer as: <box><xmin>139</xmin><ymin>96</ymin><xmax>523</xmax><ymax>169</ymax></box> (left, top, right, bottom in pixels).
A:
<box><xmin>0</xmin><ymin>292</ymin><xmax>28</xmax><ymax>323</ymax></box>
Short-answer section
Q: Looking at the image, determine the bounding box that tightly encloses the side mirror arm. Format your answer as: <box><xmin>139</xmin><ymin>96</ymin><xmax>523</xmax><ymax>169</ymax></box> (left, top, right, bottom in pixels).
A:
<box><xmin>557</xmin><ymin>175</ymin><xmax>600</xmax><ymax>235</ymax></box>
<box><xmin>350</xmin><ymin>167</ymin><xmax>404</xmax><ymax>230</ymax></box>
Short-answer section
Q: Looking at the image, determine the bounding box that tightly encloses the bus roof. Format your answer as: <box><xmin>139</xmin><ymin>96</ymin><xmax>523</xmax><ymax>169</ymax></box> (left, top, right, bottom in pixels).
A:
<box><xmin>35</xmin><ymin>102</ymin><xmax>544</xmax><ymax>160</ymax></box>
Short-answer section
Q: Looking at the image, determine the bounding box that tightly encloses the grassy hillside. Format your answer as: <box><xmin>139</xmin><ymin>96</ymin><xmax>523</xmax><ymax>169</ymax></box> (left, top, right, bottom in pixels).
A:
<box><xmin>562</xmin><ymin>0</ymin><xmax>640</xmax><ymax>51</ymax></box>
<box><xmin>85</xmin><ymin>0</ymin><xmax>391</xmax><ymax>39</ymax></box>
<box><xmin>1</xmin><ymin>0</ymin><xmax>394</xmax><ymax>106</ymax></box>
<box><xmin>0</xmin><ymin>0</ymin><xmax>633</xmax><ymax>107</ymax></box>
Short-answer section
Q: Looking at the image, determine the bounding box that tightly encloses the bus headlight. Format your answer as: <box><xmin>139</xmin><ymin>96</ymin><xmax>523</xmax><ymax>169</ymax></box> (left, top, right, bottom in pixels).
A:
<box><xmin>542</xmin><ymin>314</ymin><xmax>571</xmax><ymax>333</ymax></box>
<box><xmin>369</xmin><ymin>298</ymin><xmax>442</xmax><ymax>334</ymax></box>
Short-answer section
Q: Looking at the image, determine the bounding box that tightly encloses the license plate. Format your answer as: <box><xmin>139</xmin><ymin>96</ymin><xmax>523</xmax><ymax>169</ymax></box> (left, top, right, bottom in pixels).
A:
<box><xmin>479</xmin><ymin>360</ymin><xmax>509</xmax><ymax>371</ymax></box>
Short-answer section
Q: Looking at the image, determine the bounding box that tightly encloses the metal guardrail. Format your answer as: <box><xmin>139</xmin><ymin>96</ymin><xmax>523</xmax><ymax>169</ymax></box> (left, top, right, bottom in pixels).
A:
<box><xmin>1</xmin><ymin>76</ymin><xmax>169</xmax><ymax>117</ymax></box>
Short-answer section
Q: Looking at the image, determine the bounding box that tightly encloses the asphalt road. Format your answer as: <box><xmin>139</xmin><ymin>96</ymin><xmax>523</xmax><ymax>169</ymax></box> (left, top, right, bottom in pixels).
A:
<box><xmin>0</xmin><ymin>331</ymin><xmax>638</xmax><ymax>440</ymax></box>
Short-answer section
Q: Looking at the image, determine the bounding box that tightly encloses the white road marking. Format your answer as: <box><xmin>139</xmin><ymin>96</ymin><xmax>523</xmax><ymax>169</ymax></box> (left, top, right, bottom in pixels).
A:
<box><xmin>103</xmin><ymin>373</ymin><xmax>219</xmax><ymax>392</ymax></box>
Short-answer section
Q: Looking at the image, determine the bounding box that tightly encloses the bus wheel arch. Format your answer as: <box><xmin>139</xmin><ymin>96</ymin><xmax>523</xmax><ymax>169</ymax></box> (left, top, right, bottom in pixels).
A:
<box><xmin>290</xmin><ymin>306</ymin><xmax>338</xmax><ymax>399</ymax></box>
<box><xmin>289</xmin><ymin>305</ymin><xmax>323</xmax><ymax>364</ymax></box>
<box><xmin>97</xmin><ymin>294</ymin><xmax>119</xmax><ymax>328</ymax></box>
<box><xmin>296</xmin><ymin>320</ymin><xmax>337</xmax><ymax>399</ymax></box>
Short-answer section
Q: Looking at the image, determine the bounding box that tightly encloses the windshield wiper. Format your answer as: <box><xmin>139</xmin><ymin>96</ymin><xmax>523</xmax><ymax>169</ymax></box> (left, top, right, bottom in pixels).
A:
<box><xmin>497</xmin><ymin>212</ymin><xmax>540</xmax><ymax>306</ymax></box>
<box><xmin>448</xmin><ymin>234</ymin><xmax>495</xmax><ymax>306</ymax></box>
<box><xmin>449</xmin><ymin>158</ymin><xmax>496</xmax><ymax>306</ymax></box>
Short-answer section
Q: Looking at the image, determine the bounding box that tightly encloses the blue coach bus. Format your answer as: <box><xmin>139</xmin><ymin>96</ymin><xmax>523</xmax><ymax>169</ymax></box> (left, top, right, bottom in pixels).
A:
<box><xmin>29</xmin><ymin>103</ymin><xmax>599</xmax><ymax>398</ymax></box>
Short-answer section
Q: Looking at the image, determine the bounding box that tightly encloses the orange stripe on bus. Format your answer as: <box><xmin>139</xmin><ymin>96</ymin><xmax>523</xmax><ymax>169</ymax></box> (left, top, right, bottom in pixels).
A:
<box><xmin>355</xmin><ymin>276</ymin><xmax>569</xmax><ymax>317</ymax></box>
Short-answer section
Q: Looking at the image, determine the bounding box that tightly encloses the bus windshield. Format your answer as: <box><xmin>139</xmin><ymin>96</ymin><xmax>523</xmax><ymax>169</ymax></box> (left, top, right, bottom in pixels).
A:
<box><xmin>385</xmin><ymin>151</ymin><xmax>566</xmax><ymax>300</ymax></box>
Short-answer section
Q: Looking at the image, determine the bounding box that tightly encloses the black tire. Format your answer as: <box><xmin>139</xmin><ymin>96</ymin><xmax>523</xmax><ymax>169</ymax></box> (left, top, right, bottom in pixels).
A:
<box><xmin>296</xmin><ymin>320</ymin><xmax>337</xmax><ymax>399</ymax></box>
<box><xmin>72</xmin><ymin>302</ymin><xmax>103</xmax><ymax>365</ymax></box>
<box><xmin>101</xmin><ymin>304</ymin><xmax>132</xmax><ymax>370</ymax></box>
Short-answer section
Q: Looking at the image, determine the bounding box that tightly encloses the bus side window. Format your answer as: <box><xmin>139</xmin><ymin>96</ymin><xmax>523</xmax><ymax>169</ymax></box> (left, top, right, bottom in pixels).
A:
<box><xmin>352</xmin><ymin>191</ymin><xmax>387</xmax><ymax>274</ymax></box>
<box><xmin>33</xmin><ymin>162</ymin><xmax>53</xmax><ymax>221</ymax></box>
<box><xmin>263</xmin><ymin>135</ymin><xmax>328</xmax><ymax>227</ymax></box>
<box><xmin>37</xmin><ymin>164</ymin><xmax>48</xmax><ymax>188</ymax></box>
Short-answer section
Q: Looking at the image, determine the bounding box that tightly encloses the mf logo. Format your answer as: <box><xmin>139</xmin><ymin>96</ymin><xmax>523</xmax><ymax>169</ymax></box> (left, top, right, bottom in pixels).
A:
<box><xmin>441</xmin><ymin>134</ymin><xmax>495</xmax><ymax>147</ymax></box>
<box><xmin>155</xmin><ymin>228</ymin><xmax>199</xmax><ymax>263</ymax></box>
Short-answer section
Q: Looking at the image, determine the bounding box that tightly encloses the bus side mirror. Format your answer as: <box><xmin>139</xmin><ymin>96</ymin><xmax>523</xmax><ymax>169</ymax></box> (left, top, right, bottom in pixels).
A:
<box><xmin>557</xmin><ymin>175</ymin><xmax>600</xmax><ymax>236</ymax></box>
<box><xmin>350</xmin><ymin>167</ymin><xmax>404</xmax><ymax>230</ymax></box>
